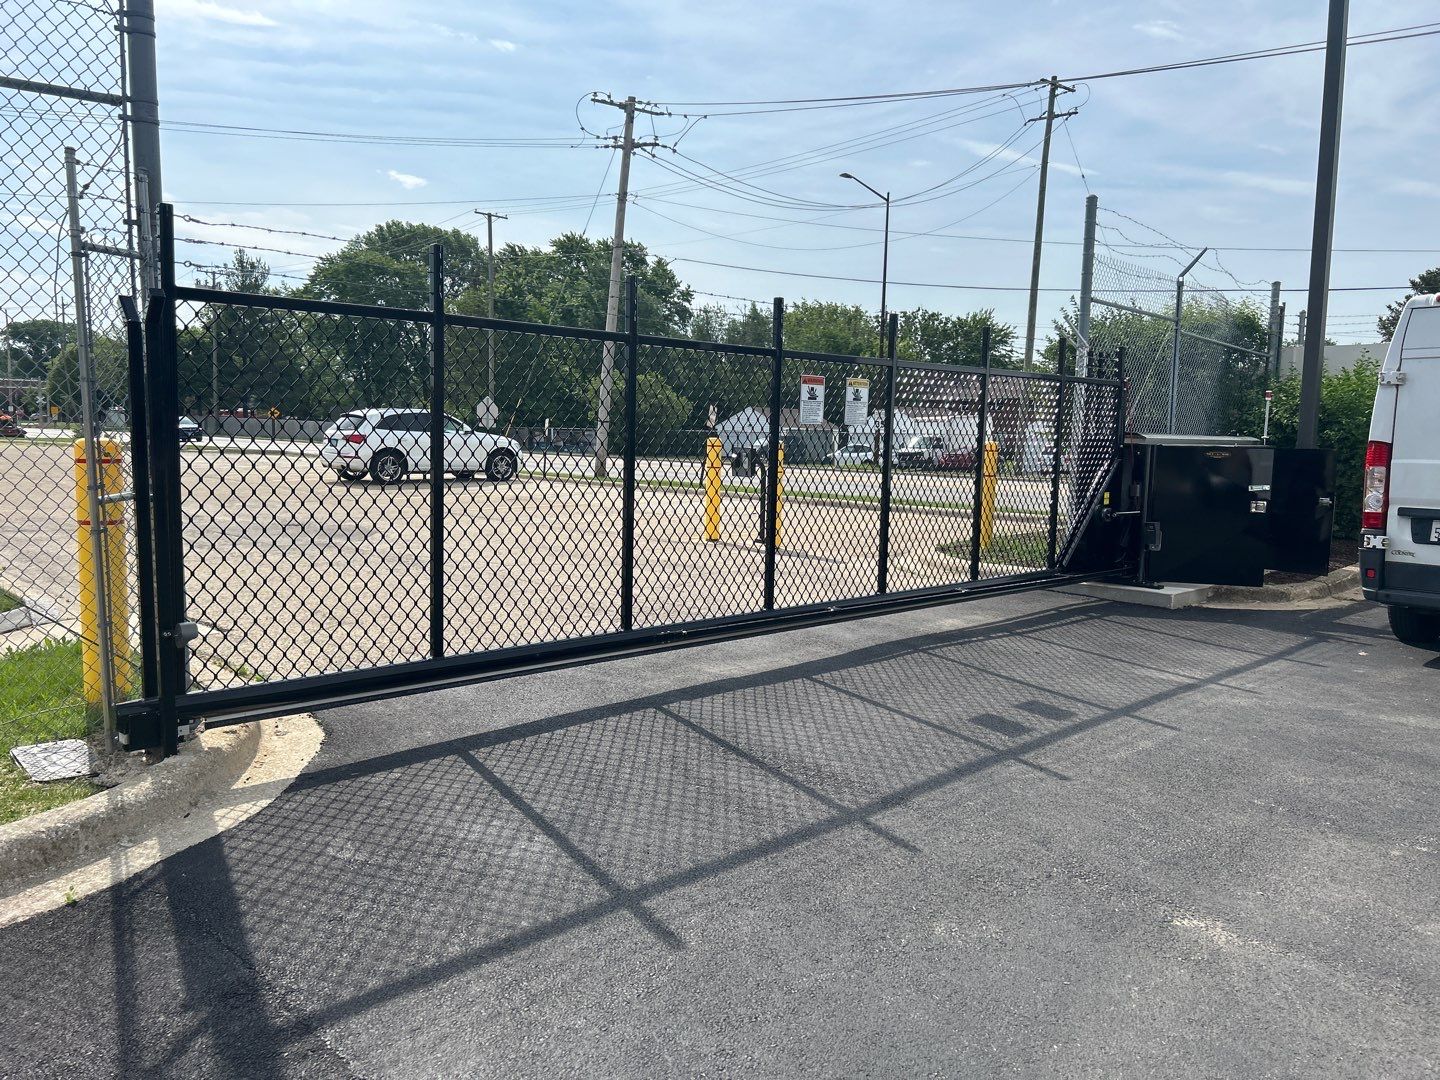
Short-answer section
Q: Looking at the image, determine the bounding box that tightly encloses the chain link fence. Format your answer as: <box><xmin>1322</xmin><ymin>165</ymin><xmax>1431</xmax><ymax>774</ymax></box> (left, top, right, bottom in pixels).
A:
<box><xmin>2</xmin><ymin>0</ymin><xmax>137</xmax><ymax>812</ymax></box>
<box><xmin>1074</xmin><ymin>204</ymin><xmax>1280</xmax><ymax>439</ymax></box>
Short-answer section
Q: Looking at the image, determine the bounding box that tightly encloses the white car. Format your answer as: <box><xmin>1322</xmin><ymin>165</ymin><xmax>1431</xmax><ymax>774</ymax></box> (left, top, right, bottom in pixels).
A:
<box><xmin>829</xmin><ymin>443</ymin><xmax>882</xmax><ymax>468</ymax></box>
<box><xmin>320</xmin><ymin>408</ymin><xmax>521</xmax><ymax>484</ymax></box>
<box><xmin>1361</xmin><ymin>293</ymin><xmax>1440</xmax><ymax>646</ymax></box>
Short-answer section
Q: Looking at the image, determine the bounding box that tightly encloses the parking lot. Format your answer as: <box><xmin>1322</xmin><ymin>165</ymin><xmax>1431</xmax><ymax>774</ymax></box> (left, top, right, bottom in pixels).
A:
<box><xmin>0</xmin><ymin>438</ymin><xmax>1072</xmax><ymax>689</ymax></box>
<box><xmin>1</xmin><ymin>591</ymin><xmax>1434</xmax><ymax>1077</ymax></box>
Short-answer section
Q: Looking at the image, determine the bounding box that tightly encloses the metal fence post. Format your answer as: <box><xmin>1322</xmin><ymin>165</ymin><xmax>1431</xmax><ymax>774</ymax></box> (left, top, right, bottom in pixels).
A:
<box><xmin>1168</xmin><ymin>277</ymin><xmax>1184</xmax><ymax>434</ymax></box>
<box><xmin>1114</xmin><ymin>346</ymin><xmax>1129</xmax><ymax>452</ymax></box>
<box><xmin>876</xmin><ymin>313</ymin><xmax>899</xmax><ymax>594</ymax></box>
<box><xmin>121</xmin><ymin>296</ymin><xmax>157</xmax><ymax>704</ymax></box>
<box><xmin>149</xmin><ymin>205</ymin><xmax>182</xmax><ymax>758</ymax></box>
<box><xmin>428</xmin><ymin>244</ymin><xmax>446</xmax><ymax>659</ymax></box>
<box><xmin>1046</xmin><ymin>339</ymin><xmax>1069</xmax><ymax>569</ymax></box>
<box><xmin>764</xmin><ymin>298</ymin><xmax>785</xmax><ymax>610</ymax></box>
<box><xmin>1077</xmin><ymin>193</ymin><xmax>1097</xmax><ymax>380</ymax></box>
<box><xmin>620</xmin><ymin>276</ymin><xmax>638</xmax><ymax>631</ymax></box>
<box><xmin>969</xmin><ymin>325</ymin><xmax>992</xmax><ymax>582</ymax></box>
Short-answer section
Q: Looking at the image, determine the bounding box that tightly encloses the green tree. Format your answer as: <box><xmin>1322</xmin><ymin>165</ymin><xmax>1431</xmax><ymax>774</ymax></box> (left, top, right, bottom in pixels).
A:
<box><xmin>1264</xmin><ymin>355</ymin><xmax>1378</xmax><ymax>539</ymax></box>
<box><xmin>1378</xmin><ymin>267</ymin><xmax>1440</xmax><ymax>340</ymax></box>
<box><xmin>2</xmin><ymin>319</ymin><xmax>75</xmax><ymax>381</ymax></box>
<box><xmin>897</xmin><ymin>308</ymin><xmax>1017</xmax><ymax>368</ymax></box>
<box><xmin>45</xmin><ymin>337</ymin><xmax>128</xmax><ymax>420</ymax></box>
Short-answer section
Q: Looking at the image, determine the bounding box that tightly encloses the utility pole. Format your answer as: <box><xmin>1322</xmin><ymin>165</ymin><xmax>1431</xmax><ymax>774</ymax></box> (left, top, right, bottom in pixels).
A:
<box><xmin>1022</xmin><ymin>76</ymin><xmax>1077</xmax><ymax>370</ymax></box>
<box><xmin>1267</xmin><ymin>281</ymin><xmax>1283</xmax><ymax>380</ymax></box>
<box><xmin>123</xmin><ymin>0</ymin><xmax>163</xmax><ymax>292</ymax></box>
<box><xmin>1297</xmin><ymin>309</ymin><xmax>1307</xmax><ymax>348</ymax></box>
<box><xmin>475</xmin><ymin>209</ymin><xmax>507</xmax><ymax>410</ymax></box>
<box><xmin>590</xmin><ymin>93</ymin><xmax>663</xmax><ymax>478</ymax></box>
<box><xmin>1298</xmin><ymin>0</ymin><xmax>1349</xmax><ymax>449</ymax></box>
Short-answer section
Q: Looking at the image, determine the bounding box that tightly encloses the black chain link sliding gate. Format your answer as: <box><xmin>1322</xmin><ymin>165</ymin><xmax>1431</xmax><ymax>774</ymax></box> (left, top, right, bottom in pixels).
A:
<box><xmin>117</xmin><ymin>206</ymin><xmax>1131</xmax><ymax>754</ymax></box>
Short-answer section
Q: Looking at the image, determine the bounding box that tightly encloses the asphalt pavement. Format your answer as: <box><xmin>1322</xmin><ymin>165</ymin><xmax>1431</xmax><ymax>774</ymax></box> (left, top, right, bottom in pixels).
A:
<box><xmin>1</xmin><ymin>591</ymin><xmax>1435</xmax><ymax>1078</ymax></box>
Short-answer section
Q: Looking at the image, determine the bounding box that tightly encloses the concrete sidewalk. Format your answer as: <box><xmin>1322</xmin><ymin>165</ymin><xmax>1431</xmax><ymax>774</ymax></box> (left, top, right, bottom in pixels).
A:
<box><xmin>0</xmin><ymin>591</ymin><xmax>1434</xmax><ymax>1078</ymax></box>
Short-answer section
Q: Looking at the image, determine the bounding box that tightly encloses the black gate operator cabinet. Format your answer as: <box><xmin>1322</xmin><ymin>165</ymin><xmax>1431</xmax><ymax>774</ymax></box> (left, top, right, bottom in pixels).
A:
<box><xmin>1127</xmin><ymin>435</ymin><xmax>1335</xmax><ymax>587</ymax></box>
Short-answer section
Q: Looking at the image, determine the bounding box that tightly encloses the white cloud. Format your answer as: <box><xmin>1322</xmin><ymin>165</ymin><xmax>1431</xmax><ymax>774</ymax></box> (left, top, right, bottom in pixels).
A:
<box><xmin>1215</xmin><ymin>169</ymin><xmax>1311</xmax><ymax>197</ymax></box>
<box><xmin>489</xmin><ymin>39</ymin><xmax>518</xmax><ymax>52</ymax></box>
<box><xmin>1391</xmin><ymin>179</ymin><xmax>1440</xmax><ymax>199</ymax></box>
<box><xmin>1133</xmin><ymin>20</ymin><xmax>1183</xmax><ymax>41</ymax></box>
<box><xmin>157</xmin><ymin>0</ymin><xmax>277</xmax><ymax>27</ymax></box>
<box><xmin>386</xmin><ymin>170</ymin><xmax>429</xmax><ymax>190</ymax></box>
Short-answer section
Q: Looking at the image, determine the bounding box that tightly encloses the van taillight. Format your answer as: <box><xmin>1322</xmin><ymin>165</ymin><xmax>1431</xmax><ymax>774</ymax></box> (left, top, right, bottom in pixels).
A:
<box><xmin>345</xmin><ymin>433</ymin><xmax>365</xmax><ymax>444</ymax></box>
<box><xmin>1362</xmin><ymin>440</ymin><xmax>1391</xmax><ymax>530</ymax></box>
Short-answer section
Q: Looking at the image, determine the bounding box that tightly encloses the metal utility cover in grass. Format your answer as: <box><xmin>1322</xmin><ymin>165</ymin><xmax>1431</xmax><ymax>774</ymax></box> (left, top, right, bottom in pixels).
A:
<box><xmin>9</xmin><ymin>740</ymin><xmax>97</xmax><ymax>783</ymax></box>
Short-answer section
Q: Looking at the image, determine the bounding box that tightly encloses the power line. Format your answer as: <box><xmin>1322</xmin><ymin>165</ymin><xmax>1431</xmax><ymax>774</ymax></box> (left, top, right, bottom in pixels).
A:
<box><xmin>664</xmin><ymin>255</ymin><xmax>1407</xmax><ymax>294</ymax></box>
<box><xmin>646</xmin><ymin>21</ymin><xmax>1440</xmax><ymax>112</ymax></box>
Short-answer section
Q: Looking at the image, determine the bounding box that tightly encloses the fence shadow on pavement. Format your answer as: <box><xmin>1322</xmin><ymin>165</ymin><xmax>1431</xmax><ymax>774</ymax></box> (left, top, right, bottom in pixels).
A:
<box><xmin>1</xmin><ymin>597</ymin><xmax>1391</xmax><ymax>1075</ymax></box>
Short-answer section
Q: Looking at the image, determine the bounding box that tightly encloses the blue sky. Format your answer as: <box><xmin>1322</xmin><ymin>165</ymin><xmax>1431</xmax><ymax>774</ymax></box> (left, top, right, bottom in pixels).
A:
<box><xmin>153</xmin><ymin>0</ymin><xmax>1440</xmax><ymax>342</ymax></box>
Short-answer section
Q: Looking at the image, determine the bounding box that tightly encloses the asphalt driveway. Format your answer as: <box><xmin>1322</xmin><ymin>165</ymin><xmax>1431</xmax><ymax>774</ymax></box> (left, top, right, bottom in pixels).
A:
<box><xmin>1</xmin><ymin>592</ymin><xmax>1435</xmax><ymax>1078</ymax></box>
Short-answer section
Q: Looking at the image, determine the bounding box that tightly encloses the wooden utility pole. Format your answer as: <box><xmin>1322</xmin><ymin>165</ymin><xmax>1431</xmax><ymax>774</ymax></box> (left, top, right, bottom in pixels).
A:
<box><xmin>590</xmin><ymin>94</ymin><xmax>663</xmax><ymax>477</ymax></box>
<box><xmin>475</xmin><ymin>209</ymin><xmax>507</xmax><ymax>411</ymax></box>
<box><xmin>1022</xmin><ymin>76</ymin><xmax>1077</xmax><ymax>370</ymax></box>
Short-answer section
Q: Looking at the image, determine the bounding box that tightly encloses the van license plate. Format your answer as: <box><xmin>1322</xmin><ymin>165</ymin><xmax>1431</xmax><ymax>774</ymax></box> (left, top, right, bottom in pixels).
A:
<box><xmin>1363</xmin><ymin>534</ymin><xmax>1388</xmax><ymax>550</ymax></box>
<box><xmin>1431</xmin><ymin>521</ymin><xmax>1440</xmax><ymax>543</ymax></box>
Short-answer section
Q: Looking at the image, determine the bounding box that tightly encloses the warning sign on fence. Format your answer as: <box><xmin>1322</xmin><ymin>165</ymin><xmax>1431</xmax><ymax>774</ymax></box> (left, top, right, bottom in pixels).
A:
<box><xmin>798</xmin><ymin>374</ymin><xmax>825</xmax><ymax>425</ymax></box>
<box><xmin>844</xmin><ymin>377</ymin><xmax>869</xmax><ymax>427</ymax></box>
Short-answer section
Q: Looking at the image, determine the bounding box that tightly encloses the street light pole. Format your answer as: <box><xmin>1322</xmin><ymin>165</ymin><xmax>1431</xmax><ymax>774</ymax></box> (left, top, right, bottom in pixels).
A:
<box><xmin>840</xmin><ymin>172</ymin><xmax>890</xmax><ymax>354</ymax></box>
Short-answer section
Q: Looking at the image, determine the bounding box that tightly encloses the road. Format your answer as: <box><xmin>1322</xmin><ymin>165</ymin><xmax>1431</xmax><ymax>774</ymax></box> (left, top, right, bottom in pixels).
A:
<box><xmin>0</xmin><ymin>592</ymin><xmax>1434</xmax><ymax>1078</ymax></box>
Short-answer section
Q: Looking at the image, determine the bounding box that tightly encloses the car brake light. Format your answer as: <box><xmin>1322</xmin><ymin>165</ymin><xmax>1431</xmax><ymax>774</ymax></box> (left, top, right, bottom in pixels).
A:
<box><xmin>1362</xmin><ymin>440</ymin><xmax>1391</xmax><ymax>531</ymax></box>
<box><xmin>344</xmin><ymin>433</ymin><xmax>366</xmax><ymax>444</ymax></box>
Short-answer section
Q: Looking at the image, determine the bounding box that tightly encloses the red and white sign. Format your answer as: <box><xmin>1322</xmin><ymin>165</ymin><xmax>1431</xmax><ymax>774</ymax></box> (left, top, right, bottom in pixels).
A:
<box><xmin>798</xmin><ymin>374</ymin><xmax>825</xmax><ymax>425</ymax></box>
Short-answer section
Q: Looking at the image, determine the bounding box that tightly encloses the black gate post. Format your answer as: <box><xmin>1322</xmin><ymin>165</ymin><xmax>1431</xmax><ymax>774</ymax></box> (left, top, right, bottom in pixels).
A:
<box><xmin>876</xmin><ymin>313</ymin><xmax>898</xmax><ymax>593</ymax></box>
<box><xmin>1046</xmin><ymin>339</ymin><xmax>1069</xmax><ymax>569</ymax></box>
<box><xmin>620</xmin><ymin>276</ymin><xmax>639</xmax><ymax>631</ymax></box>
<box><xmin>969</xmin><ymin>325</ymin><xmax>992</xmax><ymax>582</ymax></box>
<box><xmin>428</xmin><ymin>244</ymin><xmax>446</xmax><ymax>659</ymax></box>
<box><xmin>121</xmin><ymin>297</ymin><xmax>158</xmax><ymax>705</ymax></box>
<box><xmin>149</xmin><ymin>205</ymin><xmax>184</xmax><ymax>759</ymax></box>
<box><xmin>763</xmin><ymin>298</ymin><xmax>784</xmax><ymax>610</ymax></box>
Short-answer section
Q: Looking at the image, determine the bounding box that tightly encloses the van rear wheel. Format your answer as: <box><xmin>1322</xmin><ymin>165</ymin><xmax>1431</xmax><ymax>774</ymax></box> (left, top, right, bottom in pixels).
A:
<box><xmin>1387</xmin><ymin>605</ymin><xmax>1440</xmax><ymax>648</ymax></box>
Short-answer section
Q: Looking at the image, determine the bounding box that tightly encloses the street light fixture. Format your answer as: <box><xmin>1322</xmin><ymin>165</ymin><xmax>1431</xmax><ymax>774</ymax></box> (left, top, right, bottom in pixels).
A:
<box><xmin>839</xmin><ymin>172</ymin><xmax>890</xmax><ymax>354</ymax></box>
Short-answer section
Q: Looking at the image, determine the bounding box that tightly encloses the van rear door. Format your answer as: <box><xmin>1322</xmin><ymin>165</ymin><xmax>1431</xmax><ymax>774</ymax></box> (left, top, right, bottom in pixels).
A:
<box><xmin>1388</xmin><ymin>303</ymin><xmax>1440</xmax><ymax>578</ymax></box>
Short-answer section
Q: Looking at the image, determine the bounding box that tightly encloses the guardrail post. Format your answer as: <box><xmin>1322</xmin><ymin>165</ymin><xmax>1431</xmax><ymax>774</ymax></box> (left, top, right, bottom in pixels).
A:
<box><xmin>763</xmin><ymin>298</ymin><xmax>784</xmax><ymax>610</ymax></box>
<box><xmin>429</xmin><ymin>244</ymin><xmax>446</xmax><ymax>659</ymax></box>
<box><xmin>877</xmin><ymin>313</ymin><xmax>898</xmax><ymax>593</ymax></box>
<box><xmin>969</xmin><ymin>324</ymin><xmax>991</xmax><ymax>582</ymax></box>
<box><xmin>620</xmin><ymin>276</ymin><xmax>638</xmax><ymax>631</ymax></box>
<box><xmin>1046</xmin><ymin>338</ymin><xmax>1069</xmax><ymax>568</ymax></box>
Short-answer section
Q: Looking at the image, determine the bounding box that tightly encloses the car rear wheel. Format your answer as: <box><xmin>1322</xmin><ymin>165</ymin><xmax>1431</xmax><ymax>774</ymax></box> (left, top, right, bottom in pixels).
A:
<box><xmin>454</xmin><ymin>471</ymin><xmax>475</xmax><ymax>481</ymax></box>
<box><xmin>1388</xmin><ymin>605</ymin><xmax>1440</xmax><ymax>648</ymax></box>
<box><xmin>370</xmin><ymin>449</ymin><xmax>406</xmax><ymax>485</ymax></box>
<box><xmin>486</xmin><ymin>449</ymin><xmax>518</xmax><ymax>482</ymax></box>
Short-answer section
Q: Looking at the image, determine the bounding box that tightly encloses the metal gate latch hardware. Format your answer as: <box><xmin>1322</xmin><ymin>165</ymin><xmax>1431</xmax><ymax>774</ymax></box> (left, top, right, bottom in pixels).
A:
<box><xmin>1379</xmin><ymin>371</ymin><xmax>1407</xmax><ymax>386</ymax></box>
<box><xmin>176</xmin><ymin>621</ymin><xmax>200</xmax><ymax>645</ymax></box>
<box><xmin>1143</xmin><ymin>522</ymin><xmax>1162</xmax><ymax>551</ymax></box>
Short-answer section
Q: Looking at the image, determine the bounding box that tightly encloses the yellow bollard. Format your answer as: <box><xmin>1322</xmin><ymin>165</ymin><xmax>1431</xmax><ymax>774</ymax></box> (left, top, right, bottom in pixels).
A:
<box><xmin>979</xmin><ymin>439</ymin><xmax>999</xmax><ymax>551</ymax></box>
<box><xmin>773</xmin><ymin>442</ymin><xmax>785</xmax><ymax>548</ymax></box>
<box><xmin>703</xmin><ymin>437</ymin><xmax>723</xmax><ymax>541</ymax></box>
<box><xmin>75</xmin><ymin>438</ymin><xmax>131</xmax><ymax>710</ymax></box>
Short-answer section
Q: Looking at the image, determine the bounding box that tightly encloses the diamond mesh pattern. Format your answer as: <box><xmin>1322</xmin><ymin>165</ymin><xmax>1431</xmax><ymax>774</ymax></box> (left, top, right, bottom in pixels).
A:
<box><xmin>1</xmin><ymin>1</ymin><xmax>135</xmax><ymax>758</ymax></box>
<box><xmin>158</xmin><ymin>288</ymin><xmax>1124</xmax><ymax>706</ymax></box>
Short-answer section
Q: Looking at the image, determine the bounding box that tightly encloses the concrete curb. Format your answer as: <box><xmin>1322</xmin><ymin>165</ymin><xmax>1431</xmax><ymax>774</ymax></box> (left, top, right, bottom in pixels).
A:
<box><xmin>0</xmin><ymin>721</ymin><xmax>262</xmax><ymax>891</ymax></box>
<box><xmin>1209</xmin><ymin>564</ymin><xmax>1360</xmax><ymax>604</ymax></box>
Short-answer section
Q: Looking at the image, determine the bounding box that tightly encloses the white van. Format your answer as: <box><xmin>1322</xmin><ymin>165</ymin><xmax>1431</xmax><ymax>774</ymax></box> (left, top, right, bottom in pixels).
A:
<box><xmin>1361</xmin><ymin>293</ymin><xmax>1440</xmax><ymax>646</ymax></box>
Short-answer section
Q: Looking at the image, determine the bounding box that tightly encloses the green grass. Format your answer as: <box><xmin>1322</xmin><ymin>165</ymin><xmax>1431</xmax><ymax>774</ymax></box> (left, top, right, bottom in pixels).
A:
<box><xmin>938</xmin><ymin>528</ymin><xmax>1052</xmax><ymax>567</ymax></box>
<box><xmin>0</xmin><ymin>587</ymin><xmax>21</xmax><ymax>614</ymax></box>
<box><xmin>0</xmin><ymin>640</ymin><xmax>97</xmax><ymax>825</ymax></box>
